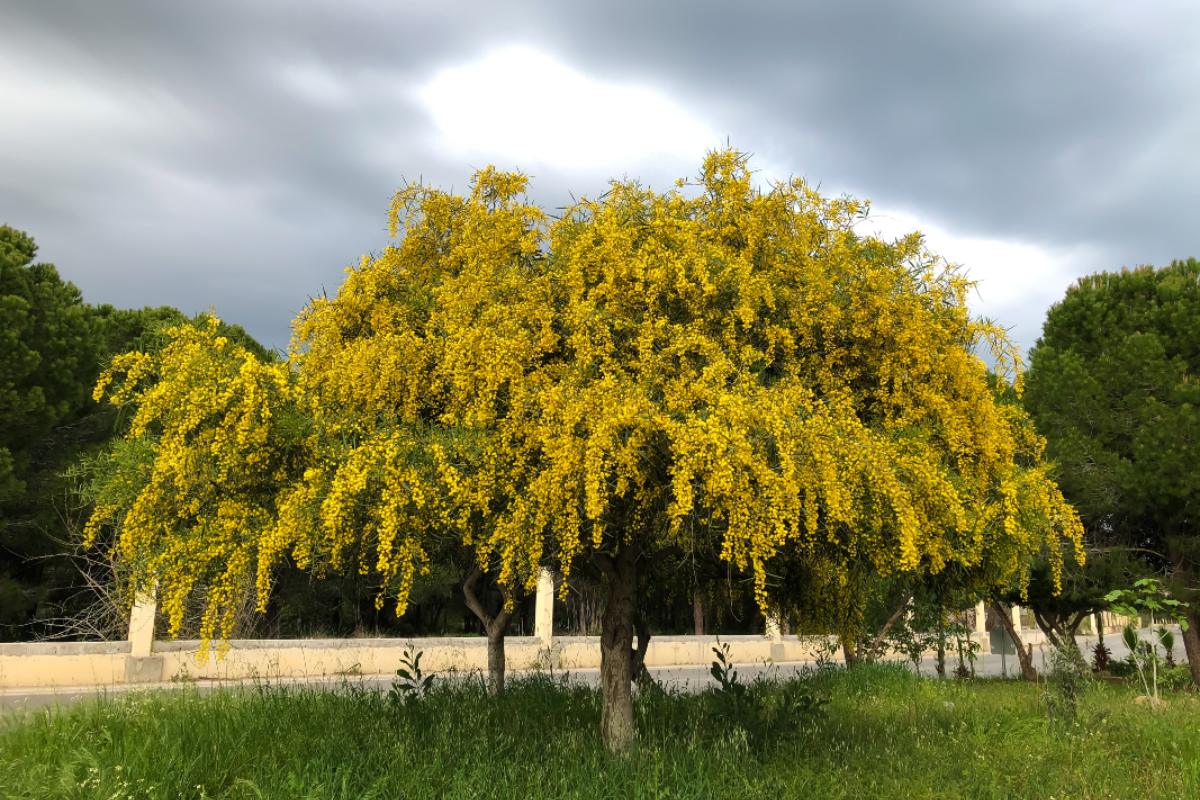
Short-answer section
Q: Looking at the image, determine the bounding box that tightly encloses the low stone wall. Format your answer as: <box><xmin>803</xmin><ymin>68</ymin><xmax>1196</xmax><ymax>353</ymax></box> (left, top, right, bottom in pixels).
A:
<box><xmin>0</xmin><ymin>641</ymin><xmax>131</xmax><ymax>688</ymax></box>
<box><xmin>1</xmin><ymin>634</ymin><xmax>835</xmax><ymax>689</ymax></box>
<box><xmin>2</xmin><ymin>580</ymin><xmax>1023</xmax><ymax>691</ymax></box>
<box><xmin>0</xmin><ymin>632</ymin><xmax>998</xmax><ymax>690</ymax></box>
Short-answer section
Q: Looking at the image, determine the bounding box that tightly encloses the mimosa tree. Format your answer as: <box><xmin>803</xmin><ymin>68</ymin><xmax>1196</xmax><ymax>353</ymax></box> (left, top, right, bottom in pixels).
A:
<box><xmin>90</xmin><ymin>150</ymin><xmax>1083</xmax><ymax>752</ymax></box>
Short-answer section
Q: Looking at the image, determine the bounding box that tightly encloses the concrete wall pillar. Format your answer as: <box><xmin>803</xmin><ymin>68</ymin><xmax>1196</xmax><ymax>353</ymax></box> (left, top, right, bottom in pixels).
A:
<box><xmin>764</xmin><ymin>614</ymin><xmax>782</xmax><ymax>642</ymax></box>
<box><xmin>534</xmin><ymin>567</ymin><xmax>555</xmax><ymax>647</ymax></box>
<box><xmin>764</xmin><ymin>613</ymin><xmax>784</xmax><ymax>661</ymax></box>
<box><xmin>974</xmin><ymin>601</ymin><xmax>987</xmax><ymax>636</ymax></box>
<box><xmin>1010</xmin><ymin>604</ymin><xmax>1023</xmax><ymax>635</ymax></box>
<box><xmin>127</xmin><ymin>590</ymin><xmax>157</xmax><ymax>658</ymax></box>
<box><xmin>125</xmin><ymin>588</ymin><xmax>163</xmax><ymax>683</ymax></box>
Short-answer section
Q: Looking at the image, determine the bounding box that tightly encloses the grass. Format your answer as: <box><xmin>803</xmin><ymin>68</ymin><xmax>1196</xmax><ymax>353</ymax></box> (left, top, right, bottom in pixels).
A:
<box><xmin>2</xmin><ymin>663</ymin><xmax>1198</xmax><ymax>799</ymax></box>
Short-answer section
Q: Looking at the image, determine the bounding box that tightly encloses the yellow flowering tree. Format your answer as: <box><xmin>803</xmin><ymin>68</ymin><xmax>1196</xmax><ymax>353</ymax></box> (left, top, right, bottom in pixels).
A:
<box><xmin>288</xmin><ymin>150</ymin><xmax>1082</xmax><ymax>750</ymax></box>
<box><xmin>90</xmin><ymin>150</ymin><xmax>1082</xmax><ymax>752</ymax></box>
<box><xmin>87</xmin><ymin>317</ymin><xmax>298</xmax><ymax>649</ymax></box>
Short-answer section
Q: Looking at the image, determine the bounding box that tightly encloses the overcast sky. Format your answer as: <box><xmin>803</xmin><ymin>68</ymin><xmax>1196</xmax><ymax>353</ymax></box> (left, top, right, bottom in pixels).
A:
<box><xmin>3</xmin><ymin>1</ymin><xmax>1197</xmax><ymax>353</ymax></box>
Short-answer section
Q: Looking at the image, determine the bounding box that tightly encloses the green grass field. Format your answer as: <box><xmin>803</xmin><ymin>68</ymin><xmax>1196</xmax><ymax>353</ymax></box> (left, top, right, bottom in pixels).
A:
<box><xmin>2</xmin><ymin>664</ymin><xmax>1197</xmax><ymax>799</ymax></box>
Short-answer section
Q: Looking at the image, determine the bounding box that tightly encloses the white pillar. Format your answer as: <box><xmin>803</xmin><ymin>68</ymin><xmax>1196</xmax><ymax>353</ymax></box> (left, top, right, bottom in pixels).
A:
<box><xmin>974</xmin><ymin>601</ymin><xmax>987</xmax><ymax>636</ymax></box>
<box><xmin>127</xmin><ymin>590</ymin><xmax>157</xmax><ymax>658</ymax></box>
<box><xmin>534</xmin><ymin>567</ymin><xmax>555</xmax><ymax>646</ymax></box>
<box><xmin>1010</xmin><ymin>604</ymin><xmax>1023</xmax><ymax>635</ymax></box>
<box><xmin>764</xmin><ymin>614</ymin><xmax>782</xmax><ymax>642</ymax></box>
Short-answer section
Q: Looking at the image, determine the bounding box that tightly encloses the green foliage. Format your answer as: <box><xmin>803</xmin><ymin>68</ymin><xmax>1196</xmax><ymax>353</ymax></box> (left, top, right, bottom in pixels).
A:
<box><xmin>887</xmin><ymin>616</ymin><xmax>940</xmax><ymax>674</ymax></box>
<box><xmin>1105</xmin><ymin>578</ymin><xmax>1189</xmax><ymax>700</ymax></box>
<box><xmin>1025</xmin><ymin>259</ymin><xmax>1200</xmax><ymax>616</ymax></box>
<box><xmin>1119</xmin><ymin>624</ymin><xmax>1180</xmax><ymax>702</ymax></box>
<box><xmin>703</xmin><ymin>643</ymin><xmax>829</xmax><ymax>747</ymax></box>
<box><xmin>1158</xmin><ymin>665</ymin><xmax>1194</xmax><ymax>693</ymax></box>
<box><xmin>4</xmin><ymin>668</ymin><xmax>1200</xmax><ymax>798</ymax></box>
<box><xmin>1104</xmin><ymin>578</ymin><xmax>1189</xmax><ymax>628</ymax></box>
<box><xmin>89</xmin><ymin>304</ymin><xmax>273</xmax><ymax>365</ymax></box>
<box><xmin>708</xmin><ymin>642</ymin><xmax>743</xmax><ymax>697</ymax></box>
<box><xmin>699</xmin><ymin>661</ymin><xmax>829</xmax><ymax>749</ymax></box>
<box><xmin>809</xmin><ymin>636</ymin><xmax>844</xmax><ymax>670</ymax></box>
<box><xmin>0</xmin><ymin>225</ymin><xmax>96</xmax><ymax>504</ymax></box>
<box><xmin>388</xmin><ymin>646</ymin><xmax>435</xmax><ymax>705</ymax></box>
<box><xmin>1041</xmin><ymin>644</ymin><xmax>1092</xmax><ymax>728</ymax></box>
<box><xmin>951</xmin><ymin>620</ymin><xmax>980</xmax><ymax>678</ymax></box>
<box><xmin>1158</xmin><ymin>626</ymin><xmax>1177</xmax><ymax>667</ymax></box>
<box><xmin>0</xmin><ymin>225</ymin><xmax>97</xmax><ymax>637</ymax></box>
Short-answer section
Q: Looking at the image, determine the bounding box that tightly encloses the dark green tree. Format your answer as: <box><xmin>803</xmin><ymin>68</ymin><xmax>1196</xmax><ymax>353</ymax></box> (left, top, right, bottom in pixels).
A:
<box><xmin>1024</xmin><ymin>258</ymin><xmax>1200</xmax><ymax>685</ymax></box>
<box><xmin>0</xmin><ymin>226</ymin><xmax>95</xmax><ymax>502</ymax></box>
<box><xmin>0</xmin><ymin>223</ymin><xmax>274</xmax><ymax>639</ymax></box>
<box><xmin>997</xmin><ymin>546</ymin><xmax>1142</xmax><ymax>653</ymax></box>
<box><xmin>0</xmin><ymin>226</ymin><xmax>96</xmax><ymax>636</ymax></box>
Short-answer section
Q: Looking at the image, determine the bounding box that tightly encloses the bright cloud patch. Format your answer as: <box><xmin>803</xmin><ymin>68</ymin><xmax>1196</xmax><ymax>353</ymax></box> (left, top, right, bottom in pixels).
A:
<box><xmin>858</xmin><ymin>208</ymin><xmax>1098</xmax><ymax>350</ymax></box>
<box><xmin>415</xmin><ymin>46</ymin><xmax>1089</xmax><ymax>352</ymax></box>
<box><xmin>415</xmin><ymin>46</ymin><xmax>717</xmax><ymax>172</ymax></box>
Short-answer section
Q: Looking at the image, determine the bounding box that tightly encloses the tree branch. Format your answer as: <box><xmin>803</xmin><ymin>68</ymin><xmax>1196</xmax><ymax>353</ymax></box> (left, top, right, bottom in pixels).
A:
<box><xmin>868</xmin><ymin>595</ymin><xmax>912</xmax><ymax>656</ymax></box>
<box><xmin>1032</xmin><ymin>607</ymin><xmax>1062</xmax><ymax>650</ymax></box>
<box><xmin>493</xmin><ymin>584</ymin><xmax>515</xmax><ymax>635</ymax></box>
<box><xmin>462</xmin><ymin>566</ymin><xmax>493</xmax><ymax>630</ymax></box>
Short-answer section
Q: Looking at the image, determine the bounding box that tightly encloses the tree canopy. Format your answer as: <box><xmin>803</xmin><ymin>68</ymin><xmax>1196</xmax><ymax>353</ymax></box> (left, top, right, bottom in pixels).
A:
<box><xmin>0</xmin><ymin>226</ymin><xmax>95</xmax><ymax>505</ymax></box>
<box><xmin>1024</xmin><ymin>258</ymin><xmax>1200</xmax><ymax>681</ymax></box>
<box><xmin>90</xmin><ymin>150</ymin><xmax>1083</xmax><ymax>750</ymax></box>
<box><xmin>1</xmin><ymin>225</ymin><xmax>97</xmax><ymax>637</ymax></box>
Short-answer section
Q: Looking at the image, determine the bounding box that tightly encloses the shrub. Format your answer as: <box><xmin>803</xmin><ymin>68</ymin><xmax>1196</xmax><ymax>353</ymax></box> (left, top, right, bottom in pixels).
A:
<box><xmin>388</xmin><ymin>646</ymin><xmax>435</xmax><ymax>706</ymax></box>
<box><xmin>1042</xmin><ymin>645</ymin><xmax>1092</xmax><ymax>727</ymax></box>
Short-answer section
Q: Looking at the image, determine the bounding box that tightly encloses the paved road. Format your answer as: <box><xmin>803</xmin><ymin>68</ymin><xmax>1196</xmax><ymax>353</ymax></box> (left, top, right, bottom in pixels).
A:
<box><xmin>0</xmin><ymin>629</ymin><xmax>1177</xmax><ymax>715</ymax></box>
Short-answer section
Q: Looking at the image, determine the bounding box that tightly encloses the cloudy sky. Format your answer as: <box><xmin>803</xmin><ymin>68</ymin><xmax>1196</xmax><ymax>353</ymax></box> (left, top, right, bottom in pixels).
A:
<box><xmin>3</xmin><ymin>1</ymin><xmax>1197</xmax><ymax>353</ymax></box>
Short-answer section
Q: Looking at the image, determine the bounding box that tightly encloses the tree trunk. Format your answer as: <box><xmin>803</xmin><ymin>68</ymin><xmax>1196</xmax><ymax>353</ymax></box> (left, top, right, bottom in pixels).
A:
<box><xmin>631</xmin><ymin>612</ymin><xmax>651</xmax><ymax>683</ymax></box>
<box><xmin>462</xmin><ymin>567</ymin><xmax>513</xmax><ymax>696</ymax></box>
<box><xmin>487</xmin><ymin>627</ymin><xmax>506</xmax><ymax>695</ymax></box>
<box><xmin>1181</xmin><ymin>608</ymin><xmax>1200</xmax><ymax>690</ymax></box>
<box><xmin>841</xmin><ymin>636</ymin><xmax>860</xmax><ymax>667</ymax></box>
<box><xmin>1032</xmin><ymin>608</ymin><xmax>1064</xmax><ymax>651</ymax></box>
<box><xmin>598</xmin><ymin>547</ymin><xmax>638</xmax><ymax>753</ymax></box>
<box><xmin>935</xmin><ymin>608</ymin><xmax>946</xmax><ymax>679</ymax></box>
<box><xmin>992</xmin><ymin>602</ymin><xmax>1036</xmax><ymax>681</ymax></box>
<box><xmin>1066</xmin><ymin>613</ymin><xmax>1087</xmax><ymax>655</ymax></box>
<box><xmin>1033</xmin><ymin>609</ymin><xmax>1086</xmax><ymax>657</ymax></box>
<box><xmin>692</xmin><ymin>591</ymin><xmax>704</xmax><ymax>636</ymax></box>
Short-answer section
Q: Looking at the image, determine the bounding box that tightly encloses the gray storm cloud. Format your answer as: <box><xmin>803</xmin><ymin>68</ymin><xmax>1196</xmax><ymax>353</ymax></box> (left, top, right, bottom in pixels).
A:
<box><xmin>2</xmin><ymin>0</ymin><xmax>1197</xmax><ymax>351</ymax></box>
